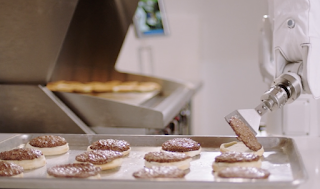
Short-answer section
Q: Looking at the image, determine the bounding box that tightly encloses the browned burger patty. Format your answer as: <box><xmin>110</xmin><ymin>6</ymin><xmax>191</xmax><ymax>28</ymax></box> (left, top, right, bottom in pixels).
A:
<box><xmin>228</xmin><ymin>116</ymin><xmax>262</xmax><ymax>151</ymax></box>
<box><xmin>0</xmin><ymin>148</ymin><xmax>43</xmax><ymax>160</ymax></box>
<box><xmin>162</xmin><ymin>138</ymin><xmax>200</xmax><ymax>152</ymax></box>
<box><xmin>144</xmin><ymin>151</ymin><xmax>190</xmax><ymax>163</ymax></box>
<box><xmin>75</xmin><ymin>150</ymin><xmax>123</xmax><ymax>165</ymax></box>
<box><xmin>215</xmin><ymin>152</ymin><xmax>260</xmax><ymax>163</ymax></box>
<box><xmin>88</xmin><ymin>139</ymin><xmax>130</xmax><ymax>152</ymax></box>
<box><xmin>217</xmin><ymin>167</ymin><xmax>270</xmax><ymax>179</ymax></box>
<box><xmin>0</xmin><ymin>161</ymin><xmax>24</xmax><ymax>177</ymax></box>
<box><xmin>133</xmin><ymin>166</ymin><xmax>187</xmax><ymax>179</ymax></box>
<box><xmin>28</xmin><ymin>135</ymin><xmax>67</xmax><ymax>148</ymax></box>
<box><xmin>47</xmin><ymin>163</ymin><xmax>101</xmax><ymax>178</ymax></box>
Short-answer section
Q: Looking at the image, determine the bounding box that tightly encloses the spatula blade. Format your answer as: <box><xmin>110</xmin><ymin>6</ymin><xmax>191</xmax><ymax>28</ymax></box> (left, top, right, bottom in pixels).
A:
<box><xmin>225</xmin><ymin>109</ymin><xmax>261</xmax><ymax>135</ymax></box>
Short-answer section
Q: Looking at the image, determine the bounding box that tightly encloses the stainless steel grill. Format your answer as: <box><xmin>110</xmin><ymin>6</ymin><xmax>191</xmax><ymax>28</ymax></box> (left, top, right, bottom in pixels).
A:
<box><xmin>0</xmin><ymin>0</ymin><xmax>200</xmax><ymax>135</ymax></box>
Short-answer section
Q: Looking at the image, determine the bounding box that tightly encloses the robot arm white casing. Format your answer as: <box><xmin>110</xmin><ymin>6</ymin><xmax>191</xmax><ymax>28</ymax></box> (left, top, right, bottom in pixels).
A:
<box><xmin>237</xmin><ymin>0</ymin><xmax>320</xmax><ymax>136</ymax></box>
<box><xmin>226</xmin><ymin>0</ymin><xmax>320</xmax><ymax>135</ymax></box>
<box><xmin>273</xmin><ymin>0</ymin><xmax>320</xmax><ymax>99</ymax></box>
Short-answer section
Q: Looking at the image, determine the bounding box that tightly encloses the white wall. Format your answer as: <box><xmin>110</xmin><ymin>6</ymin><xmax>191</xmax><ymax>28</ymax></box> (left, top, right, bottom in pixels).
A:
<box><xmin>116</xmin><ymin>0</ymin><xmax>268</xmax><ymax>135</ymax></box>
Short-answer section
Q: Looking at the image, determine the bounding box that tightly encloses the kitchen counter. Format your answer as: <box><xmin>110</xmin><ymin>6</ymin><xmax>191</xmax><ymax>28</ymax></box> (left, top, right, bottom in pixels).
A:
<box><xmin>292</xmin><ymin>136</ymin><xmax>320</xmax><ymax>189</ymax></box>
<box><xmin>0</xmin><ymin>134</ymin><xmax>318</xmax><ymax>189</ymax></box>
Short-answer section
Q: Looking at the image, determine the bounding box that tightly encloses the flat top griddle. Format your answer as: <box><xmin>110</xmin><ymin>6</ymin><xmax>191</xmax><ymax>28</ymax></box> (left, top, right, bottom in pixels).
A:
<box><xmin>86</xmin><ymin>90</ymin><xmax>161</xmax><ymax>105</ymax></box>
<box><xmin>0</xmin><ymin>134</ymin><xmax>307</xmax><ymax>189</ymax></box>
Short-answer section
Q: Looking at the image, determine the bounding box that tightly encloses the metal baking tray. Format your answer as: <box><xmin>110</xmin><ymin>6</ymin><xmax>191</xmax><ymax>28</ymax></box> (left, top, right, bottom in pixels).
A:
<box><xmin>0</xmin><ymin>134</ymin><xmax>307</xmax><ymax>189</ymax></box>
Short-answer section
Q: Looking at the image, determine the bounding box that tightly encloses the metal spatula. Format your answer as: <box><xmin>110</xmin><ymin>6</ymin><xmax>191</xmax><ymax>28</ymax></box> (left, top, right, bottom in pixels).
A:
<box><xmin>225</xmin><ymin>102</ymin><xmax>270</xmax><ymax>135</ymax></box>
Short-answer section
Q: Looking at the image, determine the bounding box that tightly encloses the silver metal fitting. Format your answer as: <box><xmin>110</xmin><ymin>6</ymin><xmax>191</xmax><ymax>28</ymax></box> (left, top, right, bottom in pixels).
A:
<box><xmin>273</xmin><ymin>73</ymin><xmax>302</xmax><ymax>103</ymax></box>
<box><xmin>261</xmin><ymin>73</ymin><xmax>302</xmax><ymax>111</ymax></box>
<box><xmin>261</xmin><ymin>85</ymin><xmax>288</xmax><ymax>111</ymax></box>
<box><xmin>287</xmin><ymin>19</ymin><xmax>295</xmax><ymax>29</ymax></box>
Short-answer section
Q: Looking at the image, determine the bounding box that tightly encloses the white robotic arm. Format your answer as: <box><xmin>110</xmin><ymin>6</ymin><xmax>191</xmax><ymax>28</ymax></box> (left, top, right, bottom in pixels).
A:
<box><xmin>273</xmin><ymin>0</ymin><xmax>320</xmax><ymax>98</ymax></box>
<box><xmin>260</xmin><ymin>0</ymin><xmax>320</xmax><ymax>113</ymax></box>
<box><xmin>226</xmin><ymin>0</ymin><xmax>320</xmax><ymax>134</ymax></box>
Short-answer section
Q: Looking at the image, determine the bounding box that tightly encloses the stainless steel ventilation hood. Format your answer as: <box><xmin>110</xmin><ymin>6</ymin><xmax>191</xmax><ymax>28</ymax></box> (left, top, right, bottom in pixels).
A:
<box><xmin>0</xmin><ymin>0</ymin><xmax>200</xmax><ymax>134</ymax></box>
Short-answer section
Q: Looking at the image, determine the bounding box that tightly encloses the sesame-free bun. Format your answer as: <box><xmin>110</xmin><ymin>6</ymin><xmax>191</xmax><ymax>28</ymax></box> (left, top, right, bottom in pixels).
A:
<box><xmin>220</xmin><ymin>141</ymin><xmax>264</xmax><ymax>156</ymax></box>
